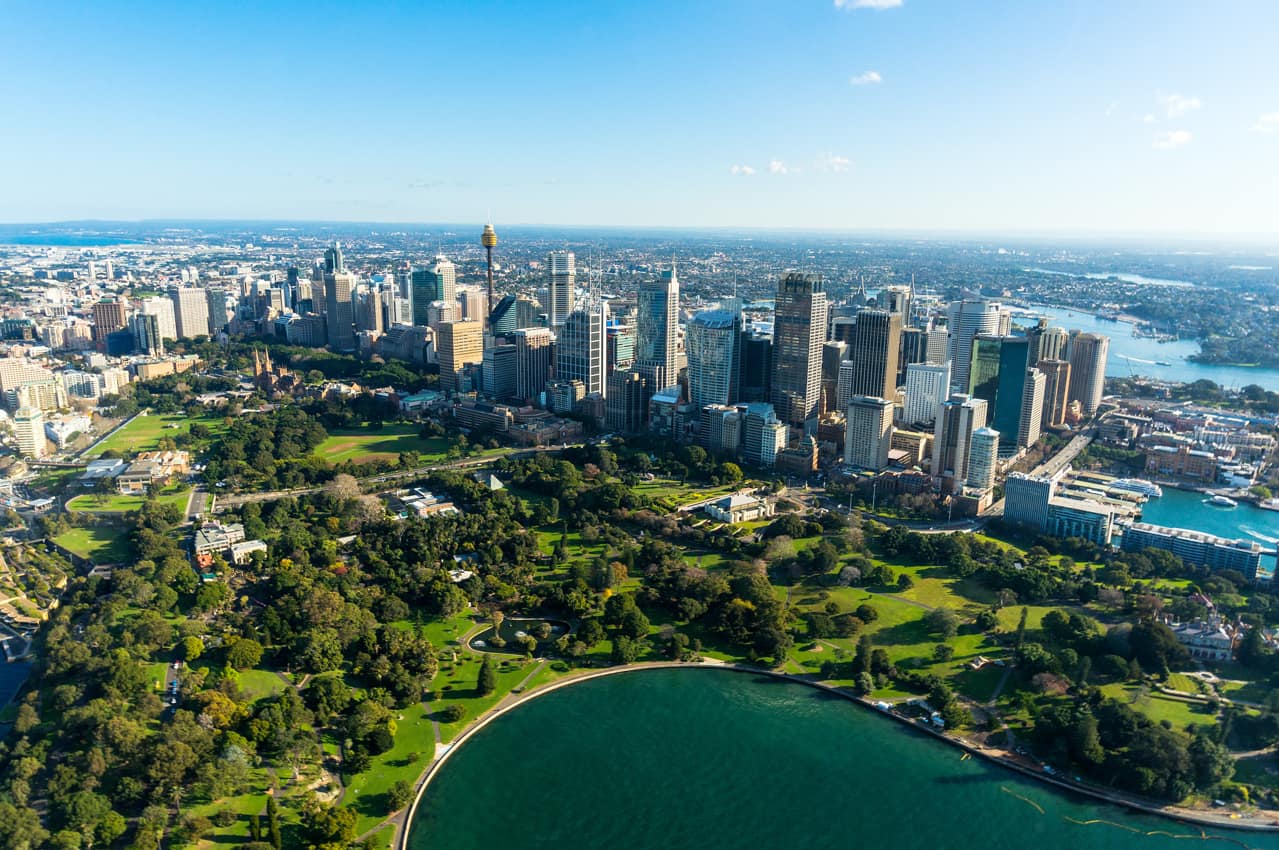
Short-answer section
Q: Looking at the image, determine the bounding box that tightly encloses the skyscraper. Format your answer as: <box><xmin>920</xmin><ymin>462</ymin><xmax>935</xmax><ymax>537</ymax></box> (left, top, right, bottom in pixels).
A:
<box><xmin>1038</xmin><ymin>359</ymin><xmax>1072</xmax><ymax>428</ymax></box>
<box><xmin>771</xmin><ymin>272</ymin><xmax>828</xmax><ymax>436</ymax></box>
<box><xmin>141</xmin><ymin>297</ymin><xmax>177</xmax><ymax>340</ymax></box>
<box><xmin>635</xmin><ymin>263</ymin><xmax>680</xmax><ymax>391</ymax></box>
<box><xmin>482</xmin><ymin>223</ymin><xmax>498</xmax><ymax>317</ymax></box>
<box><xmin>13</xmin><ymin>407</ymin><xmax>45</xmax><ymax>459</ymax></box>
<box><xmin>606</xmin><ymin>371</ymin><xmax>650</xmax><ymax>433</ymax></box>
<box><xmin>489</xmin><ymin>294</ymin><xmax>519</xmax><ymax>337</ymax></box>
<box><xmin>946</xmin><ymin>299</ymin><xmax>1004</xmax><ymax>393</ymax></box>
<box><xmin>932</xmin><ymin>394</ymin><xmax>988</xmax><ymax>487</ymax></box>
<box><xmin>324</xmin><ymin>242</ymin><xmax>345</xmax><ymax>274</ymax></box>
<box><xmin>206</xmin><ymin>288</ymin><xmax>230</xmax><ymax>335</ymax></box>
<box><xmin>1018</xmin><ymin>367</ymin><xmax>1046</xmax><ymax>448</ymax></box>
<box><xmin>687</xmin><ymin>309</ymin><xmax>741</xmax><ymax>410</ymax></box>
<box><xmin>437</xmin><ymin>319</ymin><xmax>483</xmax><ymax>395</ymax></box>
<box><xmin>844</xmin><ymin>395</ymin><xmax>894</xmax><ymax>471</ymax></box>
<box><xmin>967</xmin><ymin>427</ymin><xmax>1000</xmax><ymax>492</ymax></box>
<box><xmin>481</xmin><ymin>343</ymin><xmax>517</xmax><ymax>400</ymax></box>
<box><xmin>844</xmin><ymin>308</ymin><xmax>901</xmax><ymax>400</ymax></box>
<box><xmin>1067</xmin><ymin>332</ymin><xmax>1110</xmax><ymax>417</ymax></box>
<box><xmin>1027</xmin><ymin>319</ymin><xmax>1069</xmax><ymax>365</ymax></box>
<box><xmin>546</xmin><ymin>251</ymin><xmax>576</xmax><ymax>327</ymax></box>
<box><xmin>324</xmin><ymin>272</ymin><xmax>357</xmax><ymax>350</ymax></box>
<box><xmin>903</xmin><ymin>361</ymin><xmax>951</xmax><ymax>427</ymax></box>
<box><xmin>411</xmin><ymin>257</ymin><xmax>456</xmax><ymax>327</ymax></box>
<box><xmin>91</xmin><ymin>298</ymin><xmax>128</xmax><ymax>344</ymax></box>
<box><xmin>170</xmin><ymin>287</ymin><xmax>211</xmax><ymax>339</ymax></box>
<box><xmin>556</xmin><ymin>296</ymin><xmax>609</xmax><ymax>398</ymax></box>
<box><xmin>130</xmin><ymin>313</ymin><xmax>164</xmax><ymax>357</ymax></box>
<box><xmin>512</xmin><ymin>327</ymin><xmax>555</xmax><ymax>403</ymax></box>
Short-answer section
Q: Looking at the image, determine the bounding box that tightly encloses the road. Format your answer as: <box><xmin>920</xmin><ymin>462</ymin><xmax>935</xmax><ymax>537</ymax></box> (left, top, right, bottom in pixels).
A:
<box><xmin>981</xmin><ymin>428</ymin><xmax>1096</xmax><ymax>518</ymax></box>
<box><xmin>184</xmin><ymin>485</ymin><xmax>207</xmax><ymax>521</ymax></box>
<box><xmin>210</xmin><ymin>444</ymin><xmax>582</xmax><ymax>511</ymax></box>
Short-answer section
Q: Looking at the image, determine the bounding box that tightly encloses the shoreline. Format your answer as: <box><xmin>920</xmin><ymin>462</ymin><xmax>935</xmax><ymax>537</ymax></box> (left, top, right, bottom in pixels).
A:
<box><xmin>395</xmin><ymin>662</ymin><xmax>1279</xmax><ymax>850</ymax></box>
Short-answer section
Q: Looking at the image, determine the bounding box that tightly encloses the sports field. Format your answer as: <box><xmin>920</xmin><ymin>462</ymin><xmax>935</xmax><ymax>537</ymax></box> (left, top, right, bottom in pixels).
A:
<box><xmin>314</xmin><ymin>427</ymin><xmax>451</xmax><ymax>465</ymax></box>
<box><xmin>52</xmin><ymin>527</ymin><xmax>132</xmax><ymax>563</ymax></box>
<box><xmin>81</xmin><ymin>413</ymin><xmax>225</xmax><ymax>458</ymax></box>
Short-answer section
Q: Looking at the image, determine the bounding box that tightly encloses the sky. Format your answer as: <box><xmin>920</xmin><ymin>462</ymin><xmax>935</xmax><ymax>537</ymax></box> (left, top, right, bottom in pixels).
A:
<box><xmin>2</xmin><ymin>0</ymin><xmax>1278</xmax><ymax>237</ymax></box>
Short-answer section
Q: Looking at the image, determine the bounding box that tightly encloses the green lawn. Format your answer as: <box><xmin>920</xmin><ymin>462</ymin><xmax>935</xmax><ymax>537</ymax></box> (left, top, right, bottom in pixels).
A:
<box><xmin>82</xmin><ymin>413</ymin><xmax>226</xmax><ymax>458</ymax></box>
<box><xmin>52</xmin><ymin>526</ymin><xmax>132</xmax><ymax>563</ymax></box>
<box><xmin>66</xmin><ymin>488</ymin><xmax>190</xmax><ymax>514</ymax></box>
<box><xmin>235</xmin><ymin>669</ymin><xmax>288</xmax><ymax>703</ymax></box>
<box><xmin>1098</xmin><ymin>684</ymin><xmax>1218</xmax><ymax>730</ymax></box>
<box><xmin>314</xmin><ymin>426</ymin><xmax>451</xmax><ymax>465</ymax></box>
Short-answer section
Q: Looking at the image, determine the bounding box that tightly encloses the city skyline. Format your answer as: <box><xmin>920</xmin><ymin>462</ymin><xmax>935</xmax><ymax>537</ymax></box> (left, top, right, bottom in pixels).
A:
<box><xmin>2</xmin><ymin>1</ymin><xmax>1278</xmax><ymax>236</ymax></box>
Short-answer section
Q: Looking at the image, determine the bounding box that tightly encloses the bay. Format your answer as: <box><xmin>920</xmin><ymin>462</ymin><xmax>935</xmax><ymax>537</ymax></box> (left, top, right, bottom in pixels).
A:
<box><xmin>1138</xmin><ymin>487</ymin><xmax>1279</xmax><ymax>575</ymax></box>
<box><xmin>406</xmin><ymin>668</ymin><xmax>1279</xmax><ymax>850</ymax></box>
<box><xmin>1016</xmin><ymin>304</ymin><xmax>1279</xmax><ymax>392</ymax></box>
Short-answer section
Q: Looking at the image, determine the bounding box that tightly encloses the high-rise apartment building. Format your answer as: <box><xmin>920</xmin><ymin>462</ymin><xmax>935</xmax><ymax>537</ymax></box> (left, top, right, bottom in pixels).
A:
<box><xmin>967</xmin><ymin>427</ymin><xmax>1000</xmax><ymax>492</ymax></box>
<box><xmin>13</xmin><ymin>407</ymin><xmax>45</xmax><ymax>459</ymax></box>
<box><xmin>556</xmin><ymin>297</ymin><xmax>609</xmax><ymax>398</ymax></box>
<box><xmin>437</xmin><ymin>319</ymin><xmax>483</xmax><ymax>395</ymax></box>
<box><xmin>546</xmin><ymin>251</ymin><xmax>576</xmax><ymax>327</ymax></box>
<box><xmin>738</xmin><ymin>403</ymin><xmax>786</xmax><ymax>468</ymax></box>
<box><xmin>1018</xmin><ymin>368</ymin><xmax>1046</xmax><ymax>448</ymax></box>
<box><xmin>481</xmin><ymin>343</ymin><xmax>517</xmax><ymax>400</ymax></box>
<box><xmin>771</xmin><ymin>272</ymin><xmax>828</xmax><ymax>437</ymax></box>
<box><xmin>931</xmin><ymin>393</ymin><xmax>988</xmax><ymax>487</ymax></box>
<box><xmin>1038</xmin><ymin>359</ymin><xmax>1072</xmax><ymax>428</ymax></box>
<box><xmin>170</xmin><ymin>287</ymin><xmax>211</xmax><ymax>339</ymax></box>
<box><xmin>141</xmin><ymin>297</ymin><xmax>177</xmax><ymax>340</ymax></box>
<box><xmin>635</xmin><ymin>264</ymin><xmax>680</xmax><ymax>391</ymax></box>
<box><xmin>844</xmin><ymin>395</ymin><xmax>894</xmax><ymax>471</ymax></box>
<box><xmin>91</xmin><ymin>298</ymin><xmax>128</xmax><ymax>345</ymax></box>
<box><xmin>687</xmin><ymin>309</ymin><xmax>741</xmax><ymax>411</ymax></box>
<box><xmin>411</xmin><ymin>257</ymin><xmax>456</xmax><ymax>327</ymax></box>
<box><xmin>512</xmin><ymin>327</ymin><xmax>555</xmax><ymax>403</ymax></box>
<box><xmin>946</xmin><ymin>299</ymin><xmax>1004</xmax><ymax>393</ymax></box>
<box><xmin>1067</xmin><ymin>332</ymin><xmax>1109</xmax><ymax>417</ymax></box>
<box><xmin>206</xmin><ymin>288</ymin><xmax>230</xmax><ymax>335</ymax></box>
<box><xmin>1027</xmin><ymin>319</ymin><xmax>1069</xmax><ymax>365</ymax></box>
<box><xmin>130</xmin><ymin>313</ymin><xmax>164</xmax><ymax>357</ymax></box>
<box><xmin>903</xmin><ymin>361</ymin><xmax>951</xmax><ymax>427</ymax></box>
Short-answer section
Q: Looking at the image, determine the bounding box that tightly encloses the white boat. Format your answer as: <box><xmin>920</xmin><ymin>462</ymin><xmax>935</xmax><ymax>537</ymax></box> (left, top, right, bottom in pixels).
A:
<box><xmin>1110</xmin><ymin>478</ymin><xmax>1163</xmax><ymax>498</ymax></box>
<box><xmin>1205</xmin><ymin>495</ymin><xmax>1238</xmax><ymax>508</ymax></box>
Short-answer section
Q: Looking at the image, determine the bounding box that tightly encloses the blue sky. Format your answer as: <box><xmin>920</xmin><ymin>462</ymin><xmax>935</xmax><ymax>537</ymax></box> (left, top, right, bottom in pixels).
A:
<box><xmin>2</xmin><ymin>1</ymin><xmax>1277</xmax><ymax>235</ymax></box>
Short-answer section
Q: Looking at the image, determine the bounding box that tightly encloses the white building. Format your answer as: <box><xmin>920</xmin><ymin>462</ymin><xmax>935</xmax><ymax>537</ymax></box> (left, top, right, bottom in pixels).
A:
<box><xmin>141</xmin><ymin>296</ymin><xmax>178</xmax><ymax>340</ymax></box>
<box><xmin>903</xmin><ymin>361</ymin><xmax>951</xmax><ymax>427</ymax></box>
<box><xmin>967</xmin><ymin>427</ymin><xmax>1000</xmax><ymax>491</ymax></box>
<box><xmin>13</xmin><ymin>407</ymin><xmax>45</xmax><ymax>458</ymax></box>
<box><xmin>705</xmin><ymin>493</ymin><xmax>775</xmax><ymax>524</ymax></box>
<box><xmin>845</xmin><ymin>395</ymin><xmax>894</xmax><ymax>471</ymax></box>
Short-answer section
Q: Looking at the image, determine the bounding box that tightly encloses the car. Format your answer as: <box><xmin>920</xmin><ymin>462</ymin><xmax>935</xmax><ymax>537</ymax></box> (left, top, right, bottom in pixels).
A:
<box><xmin>170</xmin><ymin>697</ymin><xmax>178</xmax><ymax>705</ymax></box>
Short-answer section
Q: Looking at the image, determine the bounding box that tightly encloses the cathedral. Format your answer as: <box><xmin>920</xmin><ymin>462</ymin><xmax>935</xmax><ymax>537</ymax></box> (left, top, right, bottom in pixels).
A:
<box><xmin>252</xmin><ymin>348</ymin><xmax>300</xmax><ymax>395</ymax></box>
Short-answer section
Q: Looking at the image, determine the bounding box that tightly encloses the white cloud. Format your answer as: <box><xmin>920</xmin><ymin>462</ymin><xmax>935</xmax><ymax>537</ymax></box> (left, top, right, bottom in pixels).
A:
<box><xmin>817</xmin><ymin>153</ymin><xmax>852</xmax><ymax>172</ymax></box>
<box><xmin>1153</xmin><ymin>130</ymin><xmax>1192</xmax><ymax>150</ymax></box>
<box><xmin>1141</xmin><ymin>113</ymin><xmax>1156</xmax><ymax>124</ymax></box>
<box><xmin>835</xmin><ymin>0</ymin><xmax>903</xmax><ymax>7</ymax></box>
<box><xmin>769</xmin><ymin>159</ymin><xmax>790</xmax><ymax>175</ymax></box>
<box><xmin>729</xmin><ymin>164</ymin><xmax>756</xmax><ymax>176</ymax></box>
<box><xmin>1252</xmin><ymin>112</ymin><xmax>1279</xmax><ymax>134</ymax></box>
<box><xmin>849</xmin><ymin>70</ymin><xmax>883</xmax><ymax>86</ymax></box>
<box><xmin>1157</xmin><ymin>93</ymin><xmax>1202</xmax><ymax>118</ymax></box>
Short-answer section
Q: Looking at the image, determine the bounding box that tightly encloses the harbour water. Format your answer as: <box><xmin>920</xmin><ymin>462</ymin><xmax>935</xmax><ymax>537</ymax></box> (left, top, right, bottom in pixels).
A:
<box><xmin>1138</xmin><ymin>487</ymin><xmax>1279</xmax><ymax>575</ymax></box>
<box><xmin>407</xmin><ymin>668</ymin><xmax>1279</xmax><ymax>850</ymax></box>
<box><xmin>1016</xmin><ymin>303</ymin><xmax>1279</xmax><ymax>392</ymax></box>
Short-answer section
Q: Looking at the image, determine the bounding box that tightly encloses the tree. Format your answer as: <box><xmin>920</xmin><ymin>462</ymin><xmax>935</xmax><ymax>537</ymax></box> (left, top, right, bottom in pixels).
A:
<box><xmin>387</xmin><ymin>779</ymin><xmax>414</xmax><ymax>811</ymax></box>
<box><xmin>933</xmin><ymin>644</ymin><xmax>955</xmax><ymax>663</ymax></box>
<box><xmin>226</xmin><ymin>638</ymin><xmax>264</xmax><ymax>670</ymax></box>
<box><xmin>855</xmin><ymin>672</ymin><xmax>875</xmax><ymax>696</ymax></box>
<box><xmin>924</xmin><ymin>608</ymin><xmax>959</xmax><ymax>639</ymax></box>
<box><xmin>266</xmin><ymin>795</ymin><xmax>282</xmax><ymax>850</ymax></box>
<box><xmin>182</xmin><ymin>636</ymin><xmax>205</xmax><ymax>662</ymax></box>
<box><xmin>325</xmin><ymin>473</ymin><xmax>362</xmax><ymax>502</ymax></box>
<box><xmin>476</xmin><ymin>656</ymin><xmax>496</xmax><ymax>696</ymax></box>
<box><xmin>437</xmin><ymin>704</ymin><xmax>465</xmax><ymax>723</ymax></box>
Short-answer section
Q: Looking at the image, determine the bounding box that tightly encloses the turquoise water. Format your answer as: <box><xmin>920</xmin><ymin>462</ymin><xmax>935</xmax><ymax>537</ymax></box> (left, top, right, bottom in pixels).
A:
<box><xmin>1017</xmin><ymin>304</ymin><xmax>1279</xmax><ymax>391</ymax></box>
<box><xmin>1139</xmin><ymin>487</ymin><xmax>1279</xmax><ymax>574</ymax></box>
<box><xmin>407</xmin><ymin>668</ymin><xmax>1279</xmax><ymax>850</ymax></box>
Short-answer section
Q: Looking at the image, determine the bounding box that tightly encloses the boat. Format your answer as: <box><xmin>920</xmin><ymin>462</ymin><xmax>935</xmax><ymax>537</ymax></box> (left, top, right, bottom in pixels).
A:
<box><xmin>1155</xmin><ymin>360</ymin><xmax>1172</xmax><ymax>366</ymax></box>
<box><xmin>1110</xmin><ymin>478</ymin><xmax>1163</xmax><ymax>498</ymax></box>
<box><xmin>1205</xmin><ymin>495</ymin><xmax>1238</xmax><ymax>508</ymax></box>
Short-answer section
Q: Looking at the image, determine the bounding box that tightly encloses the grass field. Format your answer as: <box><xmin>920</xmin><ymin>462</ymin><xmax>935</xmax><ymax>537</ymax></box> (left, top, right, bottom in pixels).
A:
<box><xmin>82</xmin><ymin>413</ymin><xmax>226</xmax><ymax>458</ymax></box>
<box><xmin>1098</xmin><ymin>684</ymin><xmax>1218</xmax><ymax>730</ymax></box>
<box><xmin>52</xmin><ymin>526</ymin><xmax>131</xmax><ymax>563</ymax></box>
<box><xmin>66</xmin><ymin>488</ymin><xmax>190</xmax><ymax>514</ymax></box>
<box><xmin>315</xmin><ymin>426</ymin><xmax>450</xmax><ymax>465</ymax></box>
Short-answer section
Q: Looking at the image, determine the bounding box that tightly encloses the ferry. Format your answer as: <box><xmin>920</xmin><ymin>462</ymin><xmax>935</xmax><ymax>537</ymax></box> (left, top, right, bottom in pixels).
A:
<box><xmin>1110</xmin><ymin>478</ymin><xmax>1163</xmax><ymax>498</ymax></box>
<box><xmin>1205</xmin><ymin>494</ymin><xmax>1238</xmax><ymax>508</ymax></box>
